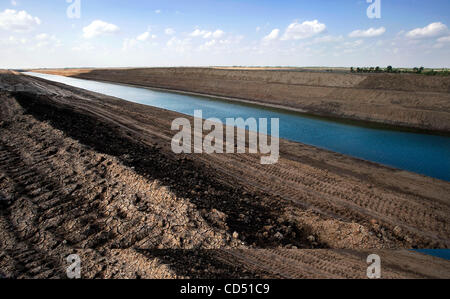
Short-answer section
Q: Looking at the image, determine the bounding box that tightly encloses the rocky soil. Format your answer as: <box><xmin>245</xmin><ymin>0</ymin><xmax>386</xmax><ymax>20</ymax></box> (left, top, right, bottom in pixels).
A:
<box><xmin>1</xmin><ymin>71</ymin><xmax>449</xmax><ymax>278</ymax></box>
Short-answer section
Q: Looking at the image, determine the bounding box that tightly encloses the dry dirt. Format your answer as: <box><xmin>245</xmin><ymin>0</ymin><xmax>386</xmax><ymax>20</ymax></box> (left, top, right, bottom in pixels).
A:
<box><xmin>35</xmin><ymin>67</ymin><xmax>450</xmax><ymax>133</ymax></box>
<box><xmin>0</xmin><ymin>71</ymin><xmax>449</xmax><ymax>278</ymax></box>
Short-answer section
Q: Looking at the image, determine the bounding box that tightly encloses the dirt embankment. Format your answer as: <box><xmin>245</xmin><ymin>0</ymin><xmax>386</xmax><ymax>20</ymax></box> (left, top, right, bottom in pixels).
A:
<box><xmin>35</xmin><ymin>67</ymin><xmax>450</xmax><ymax>133</ymax></box>
<box><xmin>1</xmin><ymin>72</ymin><xmax>450</xmax><ymax>278</ymax></box>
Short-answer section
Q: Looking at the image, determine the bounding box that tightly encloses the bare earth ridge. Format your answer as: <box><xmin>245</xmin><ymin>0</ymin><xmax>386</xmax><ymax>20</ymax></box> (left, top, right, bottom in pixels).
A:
<box><xmin>35</xmin><ymin>67</ymin><xmax>450</xmax><ymax>134</ymax></box>
<box><xmin>0</xmin><ymin>71</ymin><xmax>449</xmax><ymax>278</ymax></box>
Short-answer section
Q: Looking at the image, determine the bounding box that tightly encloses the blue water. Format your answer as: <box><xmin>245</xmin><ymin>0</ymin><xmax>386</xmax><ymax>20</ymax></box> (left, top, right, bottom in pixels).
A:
<box><xmin>415</xmin><ymin>249</ymin><xmax>450</xmax><ymax>261</ymax></box>
<box><xmin>24</xmin><ymin>72</ymin><xmax>450</xmax><ymax>182</ymax></box>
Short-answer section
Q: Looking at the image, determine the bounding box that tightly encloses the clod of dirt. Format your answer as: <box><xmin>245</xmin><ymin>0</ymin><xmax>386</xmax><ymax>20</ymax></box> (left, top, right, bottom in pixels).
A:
<box><xmin>393</xmin><ymin>226</ymin><xmax>402</xmax><ymax>236</ymax></box>
<box><xmin>274</xmin><ymin>232</ymin><xmax>284</xmax><ymax>240</ymax></box>
<box><xmin>0</xmin><ymin>193</ymin><xmax>11</xmax><ymax>208</ymax></box>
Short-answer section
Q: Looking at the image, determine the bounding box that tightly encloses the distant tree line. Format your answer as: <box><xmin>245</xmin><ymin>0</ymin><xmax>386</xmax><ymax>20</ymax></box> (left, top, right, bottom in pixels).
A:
<box><xmin>350</xmin><ymin>66</ymin><xmax>450</xmax><ymax>76</ymax></box>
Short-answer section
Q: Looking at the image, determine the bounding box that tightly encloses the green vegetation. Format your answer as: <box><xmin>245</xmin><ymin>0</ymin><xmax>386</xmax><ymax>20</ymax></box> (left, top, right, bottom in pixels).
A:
<box><xmin>350</xmin><ymin>66</ymin><xmax>450</xmax><ymax>76</ymax></box>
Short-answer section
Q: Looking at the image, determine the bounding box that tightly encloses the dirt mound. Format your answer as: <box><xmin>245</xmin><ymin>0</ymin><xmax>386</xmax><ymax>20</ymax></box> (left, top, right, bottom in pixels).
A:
<box><xmin>357</xmin><ymin>73</ymin><xmax>450</xmax><ymax>93</ymax></box>
<box><xmin>1</xmin><ymin>72</ymin><xmax>450</xmax><ymax>278</ymax></box>
<box><xmin>36</xmin><ymin>68</ymin><xmax>450</xmax><ymax>133</ymax></box>
<box><xmin>2</xmin><ymin>248</ymin><xmax>450</xmax><ymax>279</ymax></box>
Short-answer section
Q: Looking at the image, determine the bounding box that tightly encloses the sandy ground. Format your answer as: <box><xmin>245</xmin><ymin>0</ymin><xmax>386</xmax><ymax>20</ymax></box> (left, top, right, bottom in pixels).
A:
<box><xmin>0</xmin><ymin>71</ymin><xmax>450</xmax><ymax>278</ymax></box>
<box><xmin>34</xmin><ymin>67</ymin><xmax>450</xmax><ymax>134</ymax></box>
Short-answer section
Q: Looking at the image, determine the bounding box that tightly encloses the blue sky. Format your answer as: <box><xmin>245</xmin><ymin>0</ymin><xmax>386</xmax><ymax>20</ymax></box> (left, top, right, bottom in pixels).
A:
<box><xmin>1</xmin><ymin>0</ymin><xmax>449</xmax><ymax>68</ymax></box>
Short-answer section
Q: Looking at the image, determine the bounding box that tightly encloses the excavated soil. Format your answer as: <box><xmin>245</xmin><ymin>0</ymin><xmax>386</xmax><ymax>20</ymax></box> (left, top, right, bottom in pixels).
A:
<box><xmin>35</xmin><ymin>67</ymin><xmax>450</xmax><ymax>133</ymax></box>
<box><xmin>1</xmin><ymin>71</ymin><xmax>450</xmax><ymax>278</ymax></box>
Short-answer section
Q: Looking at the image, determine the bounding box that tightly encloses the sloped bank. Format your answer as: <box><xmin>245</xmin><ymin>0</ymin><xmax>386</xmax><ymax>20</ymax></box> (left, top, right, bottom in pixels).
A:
<box><xmin>1</xmin><ymin>71</ymin><xmax>450</xmax><ymax>278</ymax></box>
<box><xmin>35</xmin><ymin>67</ymin><xmax>450</xmax><ymax>134</ymax></box>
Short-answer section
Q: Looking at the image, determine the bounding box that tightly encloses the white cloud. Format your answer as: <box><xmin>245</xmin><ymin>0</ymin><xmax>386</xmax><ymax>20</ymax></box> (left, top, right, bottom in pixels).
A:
<box><xmin>190</xmin><ymin>29</ymin><xmax>210</xmax><ymax>38</ymax></box>
<box><xmin>11</xmin><ymin>1</ymin><xmax>18</xmax><ymax>6</ymax></box>
<box><xmin>348</xmin><ymin>27</ymin><xmax>386</xmax><ymax>38</ymax></box>
<box><xmin>256</xmin><ymin>26</ymin><xmax>261</xmax><ymax>32</ymax></box>
<box><xmin>198</xmin><ymin>39</ymin><xmax>217</xmax><ymax>51</ymax></box>
<box><xmin>1</xmin><ymin>35</ymin><xmax>27</xmax><ymax>46</ymax></box>
<box><xmin>345</xmin><ymin>39</ymin><xmax>364</xmax><ymax>48</ymax></box>
<box><xmin>35</xmin><ymin>33</ymin><xmax>48</xmax><ymax>40</ymax></box>
<box><xmin>30</xmin><ymin>33</ymin><xmax>61</xmax><ymax>49</ymax></box>
<box><xmin>437</xmin><ymin>36</ymin><xmax>450</xmax><ymax>43</ymax></box>
<box><xmin>334</xmin><ymin>39</ymin><xmax>365</xmax><ymax>52</ymax></box>
<box><xmin>195</xmin><ymin>34</ymin><xmax>244</xmax><ymax>53</ymax></box>
<box><xmin>406</xmin><ymin>22</ymin><xmax>448</xmax><ymax>39</ymax></box>
<box><xmin>281</xmin><ymin>20</ymin><xmax>326</xmax><ymax>40</ymax></box>
<box><xmin>213</xmin><ymin>29</ymin><xmax>225</xmax><ymax>39</ymax></box>
<box><xmin>434</xmin><ymin>35</ymin><xmax>450</xmax><ymax>49</ymax></box>
<box><xmin>166</xmin><ymin>37</ymin><xmax>191</xmax><ymax>53</ymax></box>
<box><xmin>137</xmin><ymin>31</ymin><xmax>150</xmax><ymax>41</ymax></box>
<box><xmin>72</xmin><ymin>42</ymin><xmax>94</xmax><ymax>52</ymax></box>
<box><xmin>122</xmin><ymin>38</ymin><xmax>137</xmax><ymax>51</ymax></box>
<box><xmin>190</xmin><ymin>28</ymin><xmax>224</xmax><ymax>39</ymax></box>
<box><xmin>165</xmin><ymin>28</ymin><xmax>175</xmax><ymax>35</ymax></box>
<box><xmin>82</xmin><ymin>20</ymin><xmax>119</xmax><ymax>39</ymax></box>
<box><xmin>123</xmin><ymin>31</ymin><xmax>157</xmax><ymax>51</ymax></box>
<box><xmin>190</xmin><ymin>29</ymin><xmax>206</xmax><ymax>37</ymax></box>
<box><xmin>313</xmin><ymin>35</ymin><xmax>344</xmax><ymax>43</ymax></box>
<box><xmin>0</xmin><ymin>9</ymin><xmax>41</xmax><ymax>32</ymax></box>
<box><xmin>155</xmin><ymin>9</ymin><xmax>161</xmax><ymax>14</ymax></box>
<box><xmin>262</xmin><ymin>29</ymin><xmax>280</xmax><ymax>42</ymax></box>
